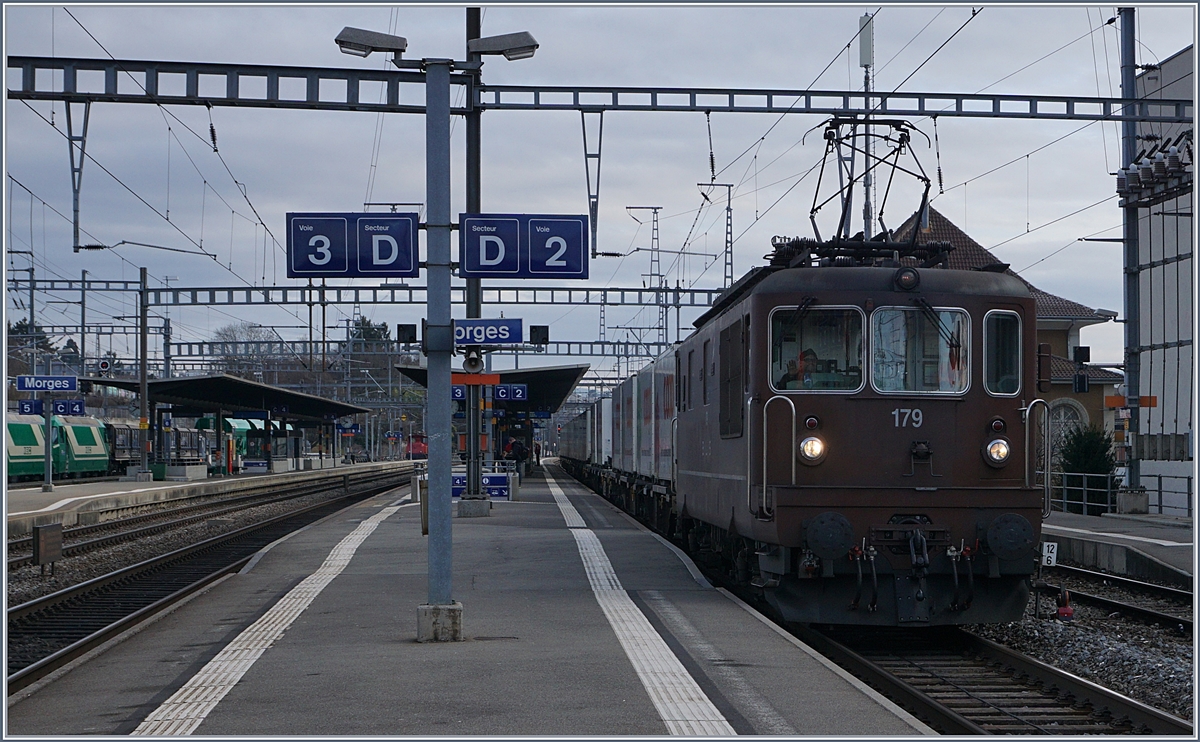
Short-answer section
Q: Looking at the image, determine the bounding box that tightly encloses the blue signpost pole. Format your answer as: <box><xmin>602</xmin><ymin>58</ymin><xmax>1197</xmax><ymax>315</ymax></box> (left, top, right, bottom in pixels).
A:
<box><xmin>42</xmin><ymin>390</ymin><xmax>53</xmax><ymax>492</ymax></box>
<box><xmin>419</xmin><ymin>58</ymin><xmax>461</xmax><ymax>640</ymax></box>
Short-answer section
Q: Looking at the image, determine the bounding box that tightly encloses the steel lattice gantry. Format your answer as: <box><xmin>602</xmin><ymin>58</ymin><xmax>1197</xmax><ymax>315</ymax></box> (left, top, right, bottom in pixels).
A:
<box><xmin>168</xmin><ymin>339</ymin><xmax>671</xmax><ymax>359</ymax></box>
<box><xmin>7</xmin><ymin>280</ymin><xmax>722</xmax><ymax>308</ymax></box>
<box><xmin>7</xmin><ymin>56</ymin><xmax>1193</xmax><ymax>123</ymax></box>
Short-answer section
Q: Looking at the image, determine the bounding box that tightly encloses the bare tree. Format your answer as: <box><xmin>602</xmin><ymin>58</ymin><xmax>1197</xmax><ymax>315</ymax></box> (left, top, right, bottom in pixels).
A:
<box><xmin>211</xmin><ymin>322</ymin><xmax>280</xmax><ymax>380</ymax></box>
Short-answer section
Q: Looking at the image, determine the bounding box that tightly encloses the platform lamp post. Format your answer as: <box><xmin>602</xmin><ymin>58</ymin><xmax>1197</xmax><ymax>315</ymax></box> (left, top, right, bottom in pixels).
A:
<box><xmin>335</xmin><ymin>25</ymin><xmax>537</xmax><ymax>643</ymax></box>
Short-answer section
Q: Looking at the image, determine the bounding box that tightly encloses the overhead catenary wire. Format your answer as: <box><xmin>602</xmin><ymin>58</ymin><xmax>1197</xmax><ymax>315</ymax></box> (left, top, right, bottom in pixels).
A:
<box><xmin>65</xmin><ymin>8</ymin><xmax>290</xmax><ymax>268</ymax></box>
<box><xmin>1014</xmin><ymin>222</ymin><xmax>1122</xmax><ymax>274</ymax></box>
<box><xmin>989</xmin><ymin>195</ymin><xmax>1117</xmax><ymax>252</ymax></box>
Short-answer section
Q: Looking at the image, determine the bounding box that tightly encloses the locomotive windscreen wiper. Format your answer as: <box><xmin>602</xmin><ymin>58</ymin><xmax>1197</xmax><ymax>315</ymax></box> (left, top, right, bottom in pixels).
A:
<box><xmin>789</xmin><ymin>297</ymin><xmax>817</xmax><ymax>328</ymax></box>
<box><xmin>915</xmin><ymin>298</ymin><xmax>961</xmax><ymax>350</ymax></box>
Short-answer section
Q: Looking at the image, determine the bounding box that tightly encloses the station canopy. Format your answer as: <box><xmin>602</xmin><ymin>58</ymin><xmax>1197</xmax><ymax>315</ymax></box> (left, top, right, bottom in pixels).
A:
<box><xmin>395</xmin><ymin>363</ymin><xmax>589</xmax><ymax>414</ymax></box>
<box><xmin>87</xmin><ymin>373</ymin><xmax>368</xmax><ymax>423</ymax></box>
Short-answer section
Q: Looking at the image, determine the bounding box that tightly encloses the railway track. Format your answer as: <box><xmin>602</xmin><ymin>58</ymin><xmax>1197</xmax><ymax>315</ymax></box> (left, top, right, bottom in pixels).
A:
<box><xmin>559</xmin><ymin>465</ymin><xmax>1192</xmax><ymax>734</ymax></box>
<box><xmin>6</xmin><ymin>471</ymin><xmax>411</xmax><ymax>694</ymax></box>
<box><xmin>7</xmin><ymin>468</ymin><xmax>410</xmax><ymax>568</ymax></box>
<box><xmin>795</xmin><ymin>625</ymin><xmax>1192</xmax><ymax>735</ymax></box>
<box><xmin>1037</xmin><ymin>565</ymin><xmax>1193</xmax><ymax>632</ymax></box>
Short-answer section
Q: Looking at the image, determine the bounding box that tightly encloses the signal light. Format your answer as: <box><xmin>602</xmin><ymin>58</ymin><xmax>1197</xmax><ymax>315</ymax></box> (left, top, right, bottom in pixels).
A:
<box><xmin>893</xmin><ymin>267</ymin><xmax>920</xmax><ymax>291</ymax></box>
<box><xmin>991</xmin><ymin>418</ymin><xmax>1006</xmax><ymax>433</ymax></box>
<box><xmin>804</xmin><ymin>416</ymin><xmax>819</xmax><ymax>430</ymax></box>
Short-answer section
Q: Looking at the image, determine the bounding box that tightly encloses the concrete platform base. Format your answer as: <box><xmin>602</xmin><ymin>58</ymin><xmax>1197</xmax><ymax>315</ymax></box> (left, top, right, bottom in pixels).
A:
<box><xmin>417</xmin><ymin>602</ymin><xmax>463</xmax><ymax>642</ymax></box>
<box><xmin>120</xmin><ymin>470</ymin><xmax>154</xmax><ymax>482</ymax></box>
<box><xmin>456</xmin><ymin>498</ymin><xmax>492</xmax><ymax>517</ymax></box>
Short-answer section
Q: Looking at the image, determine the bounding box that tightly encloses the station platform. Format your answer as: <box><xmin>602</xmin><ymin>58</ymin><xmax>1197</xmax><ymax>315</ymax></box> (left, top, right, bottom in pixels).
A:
<box><xmin>1042</xmin><ymin>510</ymin><xmax>1194</xmax><ymax>587</ymax></box>
<box><xmin>7</xmin><ymin>465</ymin><xmax>932</xmax><ymax>736</ymax></box>
<box><xmin>6</xmin><ymin>461</ymin><xmax>408</xmax><ymax>538</ymax></box>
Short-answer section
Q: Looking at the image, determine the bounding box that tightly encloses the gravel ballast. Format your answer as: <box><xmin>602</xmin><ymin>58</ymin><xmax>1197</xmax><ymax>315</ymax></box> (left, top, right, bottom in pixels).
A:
<box><xmin>969</xmin><ymin>598</ymin><xmax>1194</xmax><ymax>722</ymax></box>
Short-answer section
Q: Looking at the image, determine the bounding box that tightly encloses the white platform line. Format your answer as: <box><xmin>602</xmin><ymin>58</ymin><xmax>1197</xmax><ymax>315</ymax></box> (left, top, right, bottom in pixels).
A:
<box><xmin>131</xmin><ymin>505</ymin><xmax>401</xmax><ymax>736</ymax></box>
<box><xmin>1043</xmin><ymin>524</ymin><xmax>1192</xmax><ymax>547</ymax></box>
<box><xmin>545</xmin><ymin>472</ymin><xmax>735</xmax><ymax>736</ymax></box>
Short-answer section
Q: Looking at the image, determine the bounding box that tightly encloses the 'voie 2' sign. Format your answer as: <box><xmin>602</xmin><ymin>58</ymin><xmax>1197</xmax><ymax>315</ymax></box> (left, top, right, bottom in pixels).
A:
<box><xmin>287</xmin><ymin>212</ymin><xmax>419</xmax><ymax>278</ymax></box>
<box><xmin>459</xmin><ymin>214</ymin><xmax>588</xmax><ymax>279</ymax></box>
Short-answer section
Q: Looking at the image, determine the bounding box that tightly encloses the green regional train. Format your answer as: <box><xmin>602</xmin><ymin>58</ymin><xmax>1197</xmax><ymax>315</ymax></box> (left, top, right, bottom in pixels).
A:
<box><xmin>6</xmin><ymin>413</ymin><xmax>110</xmax><ymax>481</ymax></box>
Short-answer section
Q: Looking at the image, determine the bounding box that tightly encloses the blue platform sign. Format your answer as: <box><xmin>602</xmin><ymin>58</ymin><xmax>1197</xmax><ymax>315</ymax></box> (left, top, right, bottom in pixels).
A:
<box><xmin>452</xmin><ymin>473</ymin><xmax>511</xmax><ymax>499</ymax></box>
<box><xmin>52</xmin><ymin>399</ymin><xmax>86</xmax><ymax>416</ymax></box>
<box><xmin>17</xmin><ymin>399</ymin><xmax>43</xmax><ymax>415</ymax></box>
<box><xmin>287</xmin><ymin>212</ymin><xmax>419</xmax><ymax>278</ymax></box>
<box><xmin>452</xmin><ymin>385</ymin><xmax>467</xmax><ymax>401</ymax></box>
<box><xmin>459</xmin><ymin>214</ymin><xmax>588</xmax><ymax>279</ymax></box>
<box><xmin>494</xmin><ymin>384</ymin><xmax>528</xmax><ymax>401</ymax></box>
<box><xmin>454</xmin><ymin>318</ymin><xmax>522</xmax><ymax>345</ymax></box>
<box><xmin>16</xmin><ymin>375</ymin><xmax>77</xmax><ymax>392</ymax></box>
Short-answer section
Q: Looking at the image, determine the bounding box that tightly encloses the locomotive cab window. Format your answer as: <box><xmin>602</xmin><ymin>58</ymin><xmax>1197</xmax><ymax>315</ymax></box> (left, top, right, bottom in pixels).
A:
<box><xmin>872</xmin><ymin>307</ymin><xmax>970</xmax><ymax>394</ymax></box>
<box><xmin>984</xmin><ymin>310</ymin><xmax>1021</xmax><ymax>396</ymax></box>
<box><xmin>769</xmin><ymin>307</ymin><xmax>864</xmax><ymax>392</ymax></box>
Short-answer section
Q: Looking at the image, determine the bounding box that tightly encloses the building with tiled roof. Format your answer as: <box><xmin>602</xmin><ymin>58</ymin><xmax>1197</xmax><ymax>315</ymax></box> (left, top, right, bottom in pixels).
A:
<box><xmin>894</xmin><ymin>205</ymin><xmax>1122</xmax><ymax>436</ymax></box>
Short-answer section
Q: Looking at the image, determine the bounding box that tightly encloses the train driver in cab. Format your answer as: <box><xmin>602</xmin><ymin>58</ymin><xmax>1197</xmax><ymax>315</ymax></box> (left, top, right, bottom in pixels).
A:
<box><xmin>777</xmin><ymin>348</ymin><xmax>819</xmax><ymax>389</ymax></box>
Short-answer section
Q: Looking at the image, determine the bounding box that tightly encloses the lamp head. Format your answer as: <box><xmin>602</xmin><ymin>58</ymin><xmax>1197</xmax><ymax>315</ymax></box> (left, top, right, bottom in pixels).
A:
<box><xmin>467</xmin><ymin>31</ymin><xmax>538</xmax><ymax>61</ymax></box>
<box><xmin>335</xmin><ymin>27</ymin><xmax>408</xmax><ymax>58</ymax></box>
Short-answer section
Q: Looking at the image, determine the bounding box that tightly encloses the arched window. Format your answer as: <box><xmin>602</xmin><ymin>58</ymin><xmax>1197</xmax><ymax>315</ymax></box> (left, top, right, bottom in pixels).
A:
<box><xmin>1050</xmin><ymin>397</ymin><xmax>1089</xmax><ymax>466</ymax></box>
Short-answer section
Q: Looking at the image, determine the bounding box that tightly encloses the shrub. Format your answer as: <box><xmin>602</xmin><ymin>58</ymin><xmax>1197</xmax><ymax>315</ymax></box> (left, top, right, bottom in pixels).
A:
<box><xmin>1058</xmin><ymin>425</ymin><xmax>1117</xmax><ymax>515</ymax></box>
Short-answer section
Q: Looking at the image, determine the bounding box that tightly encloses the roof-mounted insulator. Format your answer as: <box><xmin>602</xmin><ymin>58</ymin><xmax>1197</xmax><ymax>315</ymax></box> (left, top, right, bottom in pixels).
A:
<box><xmin>1153</xmin><ymin>152</ymin><xmax>1167</xmax><ymax>179</ymax></box>
<box><xmin>1139</xmin><ymin>159</ymin><xmax>1153</xmax><ymax>184</ymax></box>
<box><xmin>1125</xmin><ymin>166</ymin><xmax>1140</xmax><ymax>190</ymax></box>
<box><xmin>1167</xmin><ymin>146</ymin><xmax>1181</xmax><ymax>171</ymax></box>
<box><xmin>1116</xmin><ymin>168</ymin><xmax>1128</xmax><ymax>193</ymax></box>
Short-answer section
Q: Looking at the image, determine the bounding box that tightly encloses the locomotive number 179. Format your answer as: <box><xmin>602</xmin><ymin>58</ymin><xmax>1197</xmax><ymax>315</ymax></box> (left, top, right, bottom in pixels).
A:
<box><xmin>891</xmin><ymin>408</ymin><xmax>923</xmax><ymax>427</ymax></box>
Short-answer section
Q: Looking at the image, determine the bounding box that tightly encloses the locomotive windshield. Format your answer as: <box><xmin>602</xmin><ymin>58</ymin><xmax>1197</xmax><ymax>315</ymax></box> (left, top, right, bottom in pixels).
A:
<box><xmin>872</xmin><ymin>307</ymin><xmax>970</xmax><ymax>393</ymax></box>
<box><xmin>770</xmin><ymin>307</ymin><xmax>864</xmax><ymax>392</ymax></box>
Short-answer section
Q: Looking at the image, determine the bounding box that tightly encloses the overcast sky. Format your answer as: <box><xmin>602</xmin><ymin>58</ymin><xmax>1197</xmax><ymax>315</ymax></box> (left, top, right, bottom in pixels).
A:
<box><xmin>4</xmin><ymin>3</ymin><xmax>1196</xmax><ymax>378</ymax></box>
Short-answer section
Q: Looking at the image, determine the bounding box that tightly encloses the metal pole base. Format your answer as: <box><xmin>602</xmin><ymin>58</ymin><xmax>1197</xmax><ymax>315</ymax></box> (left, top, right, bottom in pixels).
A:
<box><xmin>41</xmin><ymin>483</ymin><xmax>54</xmax><ymax>493</ymax></box>
<box><xmin>456</xmin><ymin>498</ymin><xmax>492</xmax><ymax>518</ymax></box>
<box><xmin>417</xmin><ymin>601</ymin><xmax>463</xmax><ymax>642</ymax></box>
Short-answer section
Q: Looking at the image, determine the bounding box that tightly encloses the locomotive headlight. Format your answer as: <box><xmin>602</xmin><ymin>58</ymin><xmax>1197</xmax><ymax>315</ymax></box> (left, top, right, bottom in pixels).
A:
<box><xmin>798</xmin><ymin>436</ymin><xmax>826</xmax><ymax>464</ymax></box>
<box><xmin>984</xmin><ymin>438</ymin><xmax>1011</xmax><ymax>466</ymax></box>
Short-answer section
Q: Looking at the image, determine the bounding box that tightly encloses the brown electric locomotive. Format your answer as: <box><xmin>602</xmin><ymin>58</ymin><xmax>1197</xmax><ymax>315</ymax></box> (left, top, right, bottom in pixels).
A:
<box><xmin>562</xmin><ymin>234</ymin><xmax>1048</xmax><ymax>627</ymax></box>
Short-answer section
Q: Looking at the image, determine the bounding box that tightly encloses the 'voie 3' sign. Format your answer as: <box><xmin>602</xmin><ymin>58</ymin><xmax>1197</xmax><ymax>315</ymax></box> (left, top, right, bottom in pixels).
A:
<box><xmin>287</xmin><ymin>212</ymin><xmax>419</xmax><ymax>278</ymax></box>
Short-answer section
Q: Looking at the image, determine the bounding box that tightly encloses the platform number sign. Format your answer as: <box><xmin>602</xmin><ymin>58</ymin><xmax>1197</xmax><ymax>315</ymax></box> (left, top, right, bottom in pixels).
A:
<box><xmin>287</xmin><ymin>212</ymin><xmax>419</xmax><ymax>278</ymax></box>
<box><xmin>494</xmin><ymin>384</ymin><xmax>528</xmax><ymax>401</ymax></box>
<box><xmin>1040</xmin><ymin>541</ymin><xmax>1058</xmax><ymax>567</ymax></box>
<box><xmin>459</xmin><ymin>214</ymin><xmax>588</xmax><ymax>279</ymax></box>
<box><xmin>52</xmin><ymin>399</ymin><xmax>85</xmax><ymax>416</ymax></box>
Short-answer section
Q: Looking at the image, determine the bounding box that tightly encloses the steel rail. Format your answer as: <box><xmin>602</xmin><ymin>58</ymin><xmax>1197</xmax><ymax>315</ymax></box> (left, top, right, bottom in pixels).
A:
<box><xmin>791</xmin><ymin>625</ymin><xmax>986</xmax><ymax>735</ymax></box>
<box><xmin>7</xmin><ymin>469</ymin><xmax>406</xmax><ymax>568</ymax></box>
<box><xmin>6</xmin><ymin>474</ymin><xmax>409</xmax><ymax>693</ymax></box>
<box><xmin>1035</xmin><ymin>583</ymin><xmax>1192</xmax><ymax>632</ymax></box>
<box><xmin>1047</xmin><ymin>563</ymin><xmax>1193</xmax><ymax>600</ymax></box>
<box><xmin>802</xmin><ymin>626</ymin><xmax>1193</xmax><ymax>735</ymax></box>
<box><xmin>968</xmin><ymin>631</ymin><xmax>1193</xmax><ymax>735</ymax></box>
